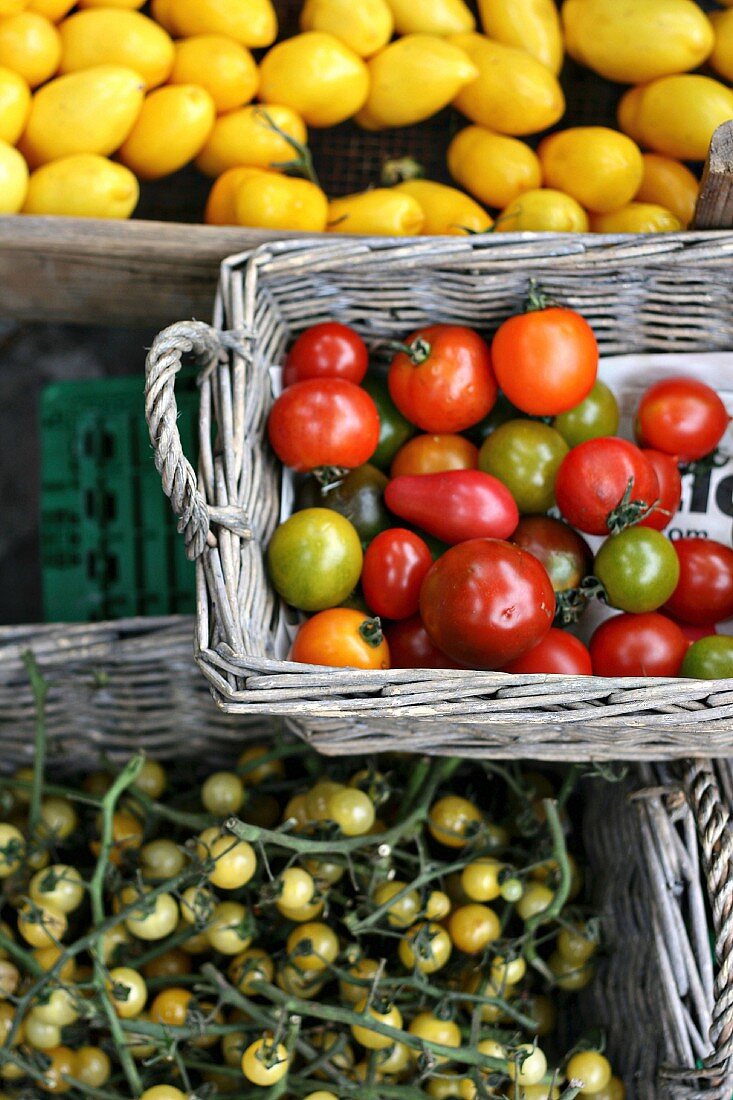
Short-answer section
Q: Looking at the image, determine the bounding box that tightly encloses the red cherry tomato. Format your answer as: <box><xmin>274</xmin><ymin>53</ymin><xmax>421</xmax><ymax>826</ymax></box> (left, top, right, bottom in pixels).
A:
<box><xmin>283</xmin><ymin>323</ymin><xmax>368</xmax><ymax>386</ymax></box>
<box><xmin>391</xmin><ymin>434</ymin><xmax>479</xmax><ymax>477</ymax></box>
<box><xmin>384</xmin><ymin>616</ymin><xmax>464</xmax><ymax>669</ymax></box>
<box><xmin>388</xmin><ymin>325</ymin><xmax>498</xmax><ymax>433</ymax></box>
<box><xmin>635</xmin><ymin>377</ymin><xmax>729</xmax><ymax>462</ymax></box>
<box><xmin>420</xmin><ymin>539</ymin><xmax>556</xmax><ymax>669</ymax></box>
<box><xmin>361</xmin><ymin>529</ymin><xmax>434</xmax><ymax>621</ymax></box>
<box><xmin>502</xmin><ymin>629</ymin><xmax>592</xmax><ymax>675</ymax></box>
<box><xmin>589</xmin><ymin>612</ymin><xmax>688</xmax><ymax>677</ymax></box>
<box><xmin>638</xmin><ymin>449</ymin><xmax>682</xmax><ymax>531</ymax></box>
<box><xmin>491</xmin><ymin>305</ymin><xmax>598</xmax><ymax>416</ymax></box>
<box><xmin>268</xmin><ymin>379</ymin><xmax>380</xmax><ymax>472</ymax></box>
<box><xmin>510</xmin><ymin>515</ymin><xmax>593</xmax><ymax>594</ymax></box>
<box><xmin>674</xmin><ymin>620</ymin><xmax>719</xmax><ymax>646</ymax></box>
<box><xmin>663</xmin><ymin>538</ymin><xmax>733</xmax><ymax>625</ymax></box>
<box><xmin>385</xmin><ymin>471</ymin><xmax>519</xmax><ymax>545</ymax></box>
<box><xmin>554</xmin><ymin>438</ymin><xmax>659</xmax><ymax>536</ymax></box>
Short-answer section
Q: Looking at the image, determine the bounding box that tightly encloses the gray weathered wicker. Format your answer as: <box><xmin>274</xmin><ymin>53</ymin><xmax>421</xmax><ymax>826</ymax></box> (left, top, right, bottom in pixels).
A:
<box><xmin>145</xmin><ymin>233</ymin><xmax>733</xmax><ymax>760</ymax></box>
<box><xmin>3</xmin><ymin>616</ymin><xmax>733</xmax><ymax>1096</ymax></box>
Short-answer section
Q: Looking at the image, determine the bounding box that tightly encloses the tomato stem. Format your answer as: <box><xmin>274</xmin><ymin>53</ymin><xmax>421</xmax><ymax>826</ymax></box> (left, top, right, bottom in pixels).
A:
<box><xmin>524</xmin><ymin>278</ymin><xmax>556</xmax><ymax>313</ymax></box>
<box><xmin>359</xmin><ymin>616</ymin><xmax>384</xmax><ymax>648</ymax></box>
<box><xmin>606</xmin><ymin>477</ymin><xmax>658</xmax><ymax>534</ymax></box>
<box><xmin>679</xmin><ymin>447</ymin><xmax>729</xmax><ymax>477</ymax></box>
<box><xmin>21</xmin><ymin>649</ymin><xmax>48</xmax><ymax>839</ymax></box>
<box><xmin>256</xmin><ymin>107</ymin><xmax>321</xmax><ymax>188</ymax></box>
<box><xmin>314</xmin><ymin>465</ymin><xmax>348</xmax><ymax>490</ymax></box>
<box><xmin>385</xmin><ymin>337</ymin><xmax>431</xmax><ymax>365</ymax></box>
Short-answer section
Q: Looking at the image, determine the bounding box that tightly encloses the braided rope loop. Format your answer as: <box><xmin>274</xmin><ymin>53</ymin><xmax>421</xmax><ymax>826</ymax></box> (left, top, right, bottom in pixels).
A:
<box><xmin>145</xmin><ymin>321</ymin><xmax>230</xmax><ymax>560</ymax></box>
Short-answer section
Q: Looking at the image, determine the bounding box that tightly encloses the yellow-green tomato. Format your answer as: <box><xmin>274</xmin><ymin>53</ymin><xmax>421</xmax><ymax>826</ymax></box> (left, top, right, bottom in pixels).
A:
<box><xmin>566</xmin><ymin>1051</ymin><xmax>612</xmax><ymax>1094</ymax></box>
<box><xmin>267</xmin><ymin>508</ymin><xmax>363</xmax><ymax>611</ymax></box>
<box><xmin>507</xmin><ymin>1043</ymin><xmax>547</xmax><ymax>1086</ymax></box>
<box><xmin>478</xmin><ymin>419</ymin><xmax>569</xmax><ymax>514</ymax></box>
<box><xmin>553</xmin><ymin>380</ymin><xmax>619</xmax><ymax>448</ymax></box>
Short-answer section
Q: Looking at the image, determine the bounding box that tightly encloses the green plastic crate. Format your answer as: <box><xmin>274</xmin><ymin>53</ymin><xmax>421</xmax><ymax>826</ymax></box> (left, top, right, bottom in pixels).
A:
<box><xmin>40</xmin><ymin>373</ymin><xmax>198</xmax><ymax>621</ymax></box>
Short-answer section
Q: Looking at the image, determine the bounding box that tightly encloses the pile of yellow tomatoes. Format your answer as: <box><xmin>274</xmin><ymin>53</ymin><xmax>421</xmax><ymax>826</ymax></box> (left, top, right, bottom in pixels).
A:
<box><xmin>0</xmin><ymin>0</ymin><xmax>731</xmax><ymax>232</ymax></box>
<box><xmin>0</xmin><ymin>739</ymin><xmax>627</xmax><ymax>1099</ymax></box>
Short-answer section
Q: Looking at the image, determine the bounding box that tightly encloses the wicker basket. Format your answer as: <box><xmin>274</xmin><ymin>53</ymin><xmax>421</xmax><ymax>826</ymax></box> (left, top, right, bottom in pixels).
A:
<box><xmin>145</xmin><ymin>232</ymin><xmax>733</xmax><ymax>760</ymax></box>
<box><xmin>3</xmin><ymin>617</ymin><xmax>733</xmax><ymax>1096</ymax></box>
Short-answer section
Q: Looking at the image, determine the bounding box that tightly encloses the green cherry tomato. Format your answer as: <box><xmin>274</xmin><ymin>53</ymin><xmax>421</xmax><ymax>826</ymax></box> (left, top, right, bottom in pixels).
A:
<box><xmin>267</xmin><ymin>508</ymin><xmax>363</xmax><ymax>611</ymax></box>
<box><xmin>594</xmin><ymin>527</ymin><xmax>680</xmax><ymax>613</ymax></box>
<box><xmin>362</xmin><ymin>374</ymin><xmax>415</xmax><ymax>469</ymax></box>
<box><xmin>296</xmin><ymin>464</ymin><xmax>391</xmax><ymax>545</ymax></box>
<box><xmin>681</xmin><ymin>636</ymin><xmax>733</xmax><ymax>679</ymax></box>
<box><xmin>478</xmin><ymin>419</ymin><xmax>569</xmax><ymax>514</ymax></box>
<box><xmin>468</xmin><ymin>392</ymin><xmax>521</xmax><ymax>444</ymax></box>
<box><xmin>553</xmin><ymin>380</ymin><xmax>619</xmax><ymax>448</ymax></box>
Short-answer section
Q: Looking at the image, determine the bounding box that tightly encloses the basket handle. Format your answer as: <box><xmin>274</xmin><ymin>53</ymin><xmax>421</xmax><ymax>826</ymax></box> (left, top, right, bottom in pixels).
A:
<box><xmin>145</xmin><ymin>320</ymin><xmax>252</xmax><ymax>561</ymax></box>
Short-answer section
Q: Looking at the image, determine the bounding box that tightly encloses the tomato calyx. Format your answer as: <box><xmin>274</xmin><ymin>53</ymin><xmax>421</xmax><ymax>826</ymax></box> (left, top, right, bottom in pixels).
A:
<box><xmin>388</xmin><ymin>336</ymin><xmax>432</xmax><ymax>366</ymax></box>
<box><xmin>313</xmin><ymin>465</ymin><xmax>348</xmax><ymax>490</ymax></box>
<box><xmin>606</xmin><ymin>478</ymin><xmax>658</xmax><ymax>535</ymax></box>
<box><xmin>381</xmin><ymin>156</ymin><xmax>425</xmax><ymax>185</ymax></box>
<box><xmin>524</xmin><ymin>279</ymin><xmax>558</xmax><ymax>314</ymax></box>
<box><xmin>555</xmin><ymin>576</ymin><xmax>607</xmax><ymax>625</ymax></box>
<box><xmin>359</xmin><ymin>617</ymin><xmax>384</xmax><ymax>649</ymax></box>
<box><xmin>679</xmin><ymin>447</ymin><xmax>729</xmax><ymax>478</ymax></box>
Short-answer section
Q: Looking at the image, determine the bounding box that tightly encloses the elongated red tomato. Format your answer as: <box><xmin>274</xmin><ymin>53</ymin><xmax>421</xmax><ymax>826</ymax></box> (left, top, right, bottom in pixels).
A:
<box><xmin>388</xmin><ymin>325</ymin><xmax>497</xmax><ymax>433</ymax></box>
<box><xmin>502</xmin><ymin>629</ymin><xmax>592</xmax><ymax>675</ymax></box>
<box><xmin>663</xmin><ymin>538</ymin><xmax>733</xmax><ymax>625</ymax></box>
<box><xmin>589</xmin><ymin>613</ymin><xmax>688</xmax><ymax>677</ymax></box>
<box><xmin>268</xmin><ymin>379</ymin><xmax>380</xmax><ymax>472</ymax></box>
<box><xmin>361</xmin><ymin>529</ymin><xmax>433</xmax><ymax>621</ymax></box>
<box><xmin>420</xmin><ymin>539</ymin><xmax>556</xmax><ymax>669</ymax></box>
<box><xmin>385</xmin><ymin>471</ymin><xmax>519</xmax><ymax>545</ymax></box>
<box><xmin>283</xmin><ymin>322</ymin><xmax>368</xmax><ymax>386</ymax></box>
<box><xmin>554</xmin><ymin>437</ymin><xmax>659</xmax><ymax>535</ymax></box>
<box><xmin>385</xmin><ymin>616</ymin><xmax>464</xmax><ymax>669</ymax></box>
<box><xmin>491</xmin><ymin>305</ymin><xmax>598</xmax><ymax>416</ymax></box>
<box><xmin>638</xmin><ymin>449</ymin><xmax>682</xmax><ymax>531</ymax></box>
<box><xmin>635</xmin><ymin>377</ymin><xmax>729</xmax><ymax>462</ymax></box>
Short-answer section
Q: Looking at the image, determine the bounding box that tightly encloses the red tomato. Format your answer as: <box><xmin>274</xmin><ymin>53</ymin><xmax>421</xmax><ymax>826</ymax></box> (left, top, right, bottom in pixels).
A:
<box><xmin>663</xmin><ymin>538</ymin><xmax>733</xmax><ymax>625</ymax></box>
<box><xmin>388</xmin><ymin>325</ymin><xmax>497</xmax><ymax>433</ymax></box>
<box><xmin>385</xmin><ymin>471</ymin><xmax>519</xmax><ymax>545</ymax></box>
<box><xmin>638</xmin><ymin>449</ymin><xmax>682</xmax><ymax>531</ymax></box>
<box><xmin>283</xmin><ymin>322</ymin><xmax>368</xmax><ymax>386</ymax></box>
<box><xmin>510</xmin><ymin>515</ymin><xmax>592</xmax><ymax>594</ymax></box>
<box><xmin>361</xmin><ymin>529</ymin><xmax>434</xmax><ymax>621</ymax></box>
<box><xmin>635</xmin><ymin>377</ymin><xmax>729</xmax><ymax>462</ymax></box>
<box><xmin>589</xmin><ymin>612</ymin><xmax>688</xmax><ymax>677</ymax></box>
<box><xmin>268</xmin><ymin>379</ymin><xmax>380</xmax><ymax>472</ymax></box>
<box><xmin>554</xmin><ymin>438</ymin><xmax>660</xmax><ymax>536</ymax></box>
<box><xmin>290</xmin><ymin>609</ymin><xmax>390</xmax><ymax>669</ymax></box>
<box><xmin>674</xmin><ymin>620</ymin><xmax>719</xmax><ymax>645</ymax></box>
<box><xmin>391</xmin><ymin>434</ymin><xmax>478</xmax><ymax>477</ymax></box>
<box><xmin>502</xmin><ymin>629</ymin><xmax>592</xmax><ymax>675</ymax></box>
<box><xmin>385</xmin><ymin>616</ymin><xmax>464</xmax><ymax>669</ymax></box>
<box><xmin>491</xmin><ymin>305</ymin><xmax>598</xmax><ymax>416</ymax></box>
<box><xmin>420</xmin><ymin>539</ymin><xmax>556</xmax><ymax>669</ymax></box>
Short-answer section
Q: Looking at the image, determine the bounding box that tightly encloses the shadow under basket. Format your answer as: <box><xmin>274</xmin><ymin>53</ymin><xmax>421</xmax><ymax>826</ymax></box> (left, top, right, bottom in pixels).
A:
<box><xmin>4</xmin><ymin>616</ymin><xmax>733</xmax><ymax>1097</ymax></box>
<box><xmin>145</xmin><ymin>232</ymin><xmax>733</xmax><ymax>761</ymax></box>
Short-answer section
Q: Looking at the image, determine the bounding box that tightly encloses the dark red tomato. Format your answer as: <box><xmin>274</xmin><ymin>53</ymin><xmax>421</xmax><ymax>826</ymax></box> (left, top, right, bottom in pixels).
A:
<box><xmin>361</xmin><ymin>529</ymin><xmax>433</xmax><ymax>621</ymax></box>
<box><xmin>635</xmin><ymin>377</ymin><xmax>729</xmax><ymax>462</ymax></box>
<box><xmin>663</xmin><ymin>538</ymin><xmax>733</xmax><ymax>625</ymax></box>
<box><xmin>491</xmin><ymin>305</ymin><xmax>598</xmax><ymax>416</ymax></box>
<box><xmin>420</xmin><ymin>539</ymin><xmax>556</xmax><ymax>669</ymax></box>
<box><xmin>502</xmin><ymin>629</ymin><xmax>592</xmax><ymax>675</ymax></box>
<box><xmin>510</xmin><ymin>515</ymin><xmax>592</xmax><ymax>594</ymax></box>
<box><xmin>554</xmin><ymin>437</ymin><xmax>659</xmax><ymax>536</ymax></box>
<box><xmin>385</xmin><ymin>616</ymin><xmax>464</xmax><ymax>669</ymax></box>
<box><xmin>388</xmin><ymin>325</ymin><xmax>498</xmax><ymax>433</ymax></box>
<box><xmin>385</xmin><ymin>470</ymin><xmax>519</xmax><ymax>545</ymax></box>
<box><xmin>674</xmin><ymin>620</ymin><xmax>718</xmax><ymax>645</ymax></box>
<box><xmin>589</xmin><ymin>612</ymin><xmax>688</xmax><ymax>677</ymax></box>
<box><xmin>268</xmin><ymin>379</ymin><xmax>380</xmax><ymax>472</ymax></box>
<box><xmin>283</xmin><ymin>323</ymin><xmax>368</xmax><ymax>386</ymax></box>
<box><xmin>638</xmin><ymin>449</ymin><xmax>682</xmax><ymax>532</ymax></box>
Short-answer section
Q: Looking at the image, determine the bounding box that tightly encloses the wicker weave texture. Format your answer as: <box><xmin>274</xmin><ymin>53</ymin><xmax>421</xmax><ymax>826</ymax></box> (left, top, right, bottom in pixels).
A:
<box><xmin>144</xmin><ymin>233</ymin><xmax>733</xmax><ymax>759</ymax></box>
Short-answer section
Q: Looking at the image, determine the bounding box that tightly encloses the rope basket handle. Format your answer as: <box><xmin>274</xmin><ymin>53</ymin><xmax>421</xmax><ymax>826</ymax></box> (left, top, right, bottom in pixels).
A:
<box><xmin>684</xmin><ymin>760</ymin><xmax>733</xmax><ymax>1077</ymax></box>
<box><xmin>145</xmin><ymin>320</ymin><xmax>252</xmax><ymax>561</ymax></box>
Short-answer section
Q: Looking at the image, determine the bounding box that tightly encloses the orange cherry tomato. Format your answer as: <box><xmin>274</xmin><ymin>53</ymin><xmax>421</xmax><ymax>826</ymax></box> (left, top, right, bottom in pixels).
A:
<box><xmin>290</xmin><ymin>609</ymin><xmax>390</xmax><ymax>669</ymax></box>
<box><xmin>391</xmin><ymin>433</ymin><xmax>478</xmax><ymax>477</ymax></box>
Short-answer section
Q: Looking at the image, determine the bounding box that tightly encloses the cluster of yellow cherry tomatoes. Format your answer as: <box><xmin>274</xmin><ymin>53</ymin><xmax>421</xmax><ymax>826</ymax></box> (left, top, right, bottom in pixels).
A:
<box><xmin>0</xmin><ymin>740</ymin><xmax>626</xmax><ymax>1098</ymax></box>
<box><xmin>0</xmin><ymin>0</ymin><xmax>732</xmax><ymax>232</ymax></box>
